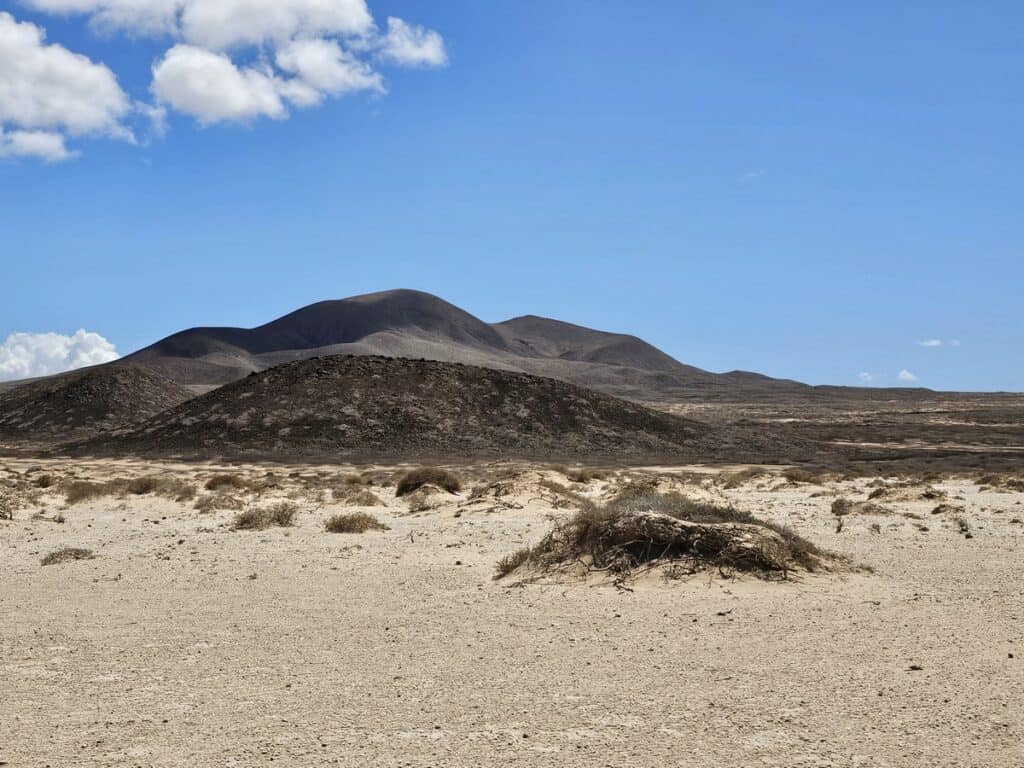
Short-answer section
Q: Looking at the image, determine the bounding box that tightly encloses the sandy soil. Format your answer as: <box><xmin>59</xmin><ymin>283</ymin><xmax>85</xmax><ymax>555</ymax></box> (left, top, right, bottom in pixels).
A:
<box><xmin>2</xmin><ymin>459</ymin><xmax>1022</xmax><ymax>767</ymax></box>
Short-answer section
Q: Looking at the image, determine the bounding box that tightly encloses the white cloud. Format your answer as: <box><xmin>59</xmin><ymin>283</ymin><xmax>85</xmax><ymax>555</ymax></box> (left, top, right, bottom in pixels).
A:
<box><xmin>22</xmin><ymin>0</ymin><xmax>182</xmax><ymax>36</ymax></box>
<box><xmin>0</xmin><ymin>330</ymin><xmax>119</xmax><ymax>381</ymax></box>
<box><xmin>378</xmin><ymin>16</ymin><xmax>446</xmax><ymax>67</ymax></box>
<box><xmin>179</xmin><ymin>0</ymin><xmax>374</xmax><ymax>51</ymax></box>
<box><xmin>0</xmin><ymin>11</ymin><xmax>131</xmax><ymax>161</ymax></box>
<box><xmin>950</xmin><ymin>339</ymin><xmax>961</xmax><ymax>347</ymax></box>
<box><xmin>918</xmin><ymin>339</ymin><xmax>943</xmax><ymax>348</ymax></box>
<box><xmin>8</xmin><ymin>2</ymin><xmax>446</xmax><ymax>147</ymax></box>
<box><xmin>0</xmin><ymin>128</ymin><xmax>77</xmax><ymax>161</ymax></box>
<box><xmin>276</xmin><ymin>37</ymin><xmax>383</xmax><ymax>99</ymax></box>
<box><xmin>897</xmin><ymin>369</ymin><xmax>918</xmax><ymax>383</ymax></box>
<box><xmin>858</xmin><ymin>372</ymin><xmax>874</xmax><ymax>384</ymax></box>
<box><xmin>152</xmin><ymin>44</ymin><xmax>288</xmax><ymax>123</ymax></box>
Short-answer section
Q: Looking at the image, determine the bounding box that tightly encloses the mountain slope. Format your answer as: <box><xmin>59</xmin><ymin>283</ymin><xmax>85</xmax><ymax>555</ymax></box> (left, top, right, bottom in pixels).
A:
<box><xmin>76</xmin><ymin>356</ymin><xmax>813</xmax><ymax>461</ymax></box>
<box><xmin>123</xmin><ymin>289</ymin><xmax>807</xmax><ymax>401</ymax></box>
<box><xmin>0</xmin><ymin>365</ymin><xmax>193</xmax><ymax>442</ymax></box>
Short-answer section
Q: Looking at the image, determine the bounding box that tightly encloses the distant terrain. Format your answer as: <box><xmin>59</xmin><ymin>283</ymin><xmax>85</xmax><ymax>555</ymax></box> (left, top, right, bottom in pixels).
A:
<box><xmin>122</xmin><ymin>288</ymin><xmax>812</xmax><ymax>402</ymax></box>
<box><xmin>72</xmin><ymin>356</ymin><xmax>815</xmax><ymax>462</ymax></box>
<box><xmin>0</xmin><ymin>288</ymin><xmax>1021</xmax><ymax>468</ymax></box>
<box><xmin>0</xmin><ymin>366</ymin><xmax>192</xmax><ymax>443</ymax></box>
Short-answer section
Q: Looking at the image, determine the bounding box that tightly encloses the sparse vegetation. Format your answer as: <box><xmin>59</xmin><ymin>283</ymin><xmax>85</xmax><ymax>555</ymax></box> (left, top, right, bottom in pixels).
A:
<box><xmin>232</xmin><ymin>502</ymin><xmax>298</xmax><ymax>530</ymax></box>
<box><xmin>832</xmin><ymin>497</ymin><xmax>890</xmax><ymax>517</ymax></box>
<box><xmin>496</xmin><ymin>492</ymin><xmax>829</xmax><ymax>581</ymax></box>
<box><xmin>194</xmin><ymin>493</ymin><xmax>245</xmax><ymax>513</ymax></box>
<box><xmin>205</xmin><ymin>473</ymin><xmax>249</xmax><ymax>492</ymax></box>
<box><xmin>41</xmin><ymin>547</ymin><xmax>94</xmax><ymax>566</ymax></box>
<box><xmin>718</xmin><ymin>468</ymin><xmax>765</xmax><ymax>489</ymax></box>
<box><xmin>33</xmin><ymin>473</ymin><xmax>57</xmax><ymax>489</ymax></box>
<box><xmin>333</xmin><ymin>487</ymin><xmax>383</xmax><ymax>506</ymax></box>
<box><xmin>395</xmin><ymin>467</ymin><xmax>461</xmax><ymax>497</ymax></box>
<box><xmin>565</xmin><ymin>468</ymin><xmax>611</xmax><ymax>484</ymax></box>
<box><xmin>63</xmin><ymin>479</ymin><xmax>124</xmax><ymax>505</ymax></box>
<box><xmin>325</xmin><ymin>512</ymin><xmax>389</xmax><ymax>533</ymax></box>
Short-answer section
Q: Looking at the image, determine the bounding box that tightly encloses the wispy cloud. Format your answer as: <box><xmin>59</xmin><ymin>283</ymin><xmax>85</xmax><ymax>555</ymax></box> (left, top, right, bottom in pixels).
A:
<box><xmin>858</xmin><ymin>372</ymin><xmax>874</xmax><ymax>384</ymax></box>
<box><xmin>918</xmin><ymin>339</ymin><xmax>943</xmax><ymax>348</ymax></box>
<box><xmin>897</xmin><ymin>369</ymin><xmax>918</xmax><ymax>383</ymax></box>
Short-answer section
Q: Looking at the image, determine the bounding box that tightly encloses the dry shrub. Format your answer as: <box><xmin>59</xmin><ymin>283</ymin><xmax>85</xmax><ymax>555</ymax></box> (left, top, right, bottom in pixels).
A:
<box><xmin>33</xmin><ymin>473</ymin><xmax>57</xmax><ymax>489</ymax></box>
<box><xmin>194</xmin><ymin>493</ymin><xmax>245</xmax><ymax>513</ymax></box>
<box><xmin>783</xmin><ymin>467</ymin><xmax>833</xmax><ymax>485</ymax></box>
<box><xmin>497</xmin><ymin>492</ymin><xmax>829</xmax><ymax>581</ymax></box>
<box><xmin>233</xmin><ymin>502</ymin><xmax>297</xmax><ymax>531</ymax></box>
<box><xmin>325</xmin><ymin>512</ymin><xmax>389</xmax><ymax>533</ymax></box>
<box><xmin>126</xmin><ymin>475</ymin><xmax>196</xmax><ymax>501</ymax></box>
<box><xmin>41</xmin><ymin>547</ymin><xmax>94</xmax><ymax>566</ymax></box>
<box><xmin>333</xmin><ymin>487</ymin><xmax>382</xmax><ymax>507</ymax></box>
<box><xmin>832</xmin><ymin>498</ymin><xmax>891</xmax><ymax>517</ymax></box>
<box><xmin>0</xmin><ymin>487</ymin><xmax>18</xmax><ymax>520</ymax></box>
<box><xmin>565</xmin><ymin>468</ymin><xmax>611</xmax><ymax>484</ymax></box>
<box><xmin>205</xmin><ymin>473</ymin><xmax>252</xmax><ymax>492</ymax></box>
<box><xmin>63</xmin><ymin>480</ymin><xmax>126</xmax><ymax>505</ymax></box>
<box><xmin>395</xmin><ymin>468</ymin><xmax>461</xmax><ymax>497</ymax></box>
<box><xmin>718</xmin><ymin>468</ymin><xmax>765</xmax><ymax>489</ymax></box>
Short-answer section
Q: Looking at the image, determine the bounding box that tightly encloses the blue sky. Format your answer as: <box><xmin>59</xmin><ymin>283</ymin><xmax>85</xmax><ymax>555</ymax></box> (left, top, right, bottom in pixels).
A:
<box><xmin>1</xmin><ymin>1</ymin><xmax>1021</xmax><ymax>390</ymax></box>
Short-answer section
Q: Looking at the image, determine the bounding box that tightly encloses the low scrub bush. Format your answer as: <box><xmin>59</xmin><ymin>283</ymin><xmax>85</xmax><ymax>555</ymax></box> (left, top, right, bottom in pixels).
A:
<box><xmin>325</xmin><ymin>512</ymin><xmax>389</xmax><ymax>533</ymax></box>
<box><xmin>232</xmin><ymin>502</ymin><xmax>297</xmax><ymax>531</ymax></box>
<box><xmin>496</xmin><ymin>492</ymin><xmax>829</xmax><ymax>581</ymax></box>
<box><xmin>41</xmin><ymin>547</ymin><xmax>94</xmax><ymax>566</ymax></box>
<box><xmin>395</xmin><ymin>468</ymin><xmax>461</xmax><ymax>497</ymax></box>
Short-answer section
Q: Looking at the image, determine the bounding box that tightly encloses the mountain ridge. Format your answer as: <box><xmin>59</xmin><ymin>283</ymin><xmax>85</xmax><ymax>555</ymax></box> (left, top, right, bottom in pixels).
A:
<box><xmin>121</xmin><ymin>288</ymin><xmax>809</xmax><ymax>401</ymax></box>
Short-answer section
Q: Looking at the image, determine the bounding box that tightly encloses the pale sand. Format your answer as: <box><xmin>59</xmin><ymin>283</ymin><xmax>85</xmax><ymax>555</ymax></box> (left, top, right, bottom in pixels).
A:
<box><xmin>2</xmin><ymin>459</ymin><xmax>1022</xmax><ymax>767</ymax></box>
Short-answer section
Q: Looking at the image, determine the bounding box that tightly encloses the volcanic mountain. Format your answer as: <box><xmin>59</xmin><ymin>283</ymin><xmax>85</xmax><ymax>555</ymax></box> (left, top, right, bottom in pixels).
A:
<box><xmin>124</xmin><ymin>289</ymin><xmax>803</xmax><ymax>402</ymax></box>
<box><xmin>77</xmin><ymin>355</ymin><xmax>815</xmax><ymax>461</ymax></box>
<box><xmin>0</xmin><ymin>365</ymin><xmax>193</xmax><ymax>444</ymax></box>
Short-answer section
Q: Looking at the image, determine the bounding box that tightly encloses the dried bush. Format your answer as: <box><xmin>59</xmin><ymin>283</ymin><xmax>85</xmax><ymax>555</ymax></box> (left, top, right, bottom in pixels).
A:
<box><xmin>395</xmin><ymin>468</ymin><xmax>461</xmax><ymax>497</ymax></box>
<box><xmin>325</xmin><ymin>512</ymin><xmax>390</xmax><ymax>533</ymax></box>
<box><xmin>205</xmin><ymin>473</ymin><xmax>249</xmax><ymax>492</ymax></box>
<box><xmin>333</xmin><ymin>487</ymin><xmax>383</xmax><ymax>507</ymax></box>
<box><xmin>41</xmin><ymin>547</ymin><xmax>94</xmax><ymax>566</ymax></box>
<box><xmin>233</xmin><ymin>502</ymin><xmax>297</xmax><ymax>531</ymax></box>
<box><xmin>33</xmin><ymin>473</ymin><xmax>57</xmax><ymax>489</ymax></box>
<box><xmin>832</xmin><ymin>498</ymin><xmax>890</xmax><ymax>517</ymax></box>
<box><xmin>63</xmin><ymin>480</ymin><xmax>126</xmax><ymax>505</ymax></box>
<box><xmin>717</xmin><ymin>468</ymin><xmax>765</xmax><ymax>489</ymax></box>
<box><xmin>496</xmin><ymin>492</ymin><xmax>829</xmax><ymax>582</ymax></box>
<box><xmin>194</xmin><ymin>493</ymin><xmax>245</xmax><ymax>513</ymax></box>
<box><xmin>565</xmin><ymin>468</ymin><xmax>610</xmax><ymax>484</ymax></box>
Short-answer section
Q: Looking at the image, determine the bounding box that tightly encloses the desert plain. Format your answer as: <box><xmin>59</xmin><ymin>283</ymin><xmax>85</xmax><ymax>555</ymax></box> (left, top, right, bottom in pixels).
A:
<box><xmin>2</xmin><ymin>457</ymin><xmax>1022</xmax><ymax>768</ymax></box>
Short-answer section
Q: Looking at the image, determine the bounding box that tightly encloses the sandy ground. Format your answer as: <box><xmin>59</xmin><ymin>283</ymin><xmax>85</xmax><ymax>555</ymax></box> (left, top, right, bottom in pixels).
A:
<box><xmin>2</xmin><ymin>459</ymin><xmax>1022</xmax><ymax>767</ymax></box>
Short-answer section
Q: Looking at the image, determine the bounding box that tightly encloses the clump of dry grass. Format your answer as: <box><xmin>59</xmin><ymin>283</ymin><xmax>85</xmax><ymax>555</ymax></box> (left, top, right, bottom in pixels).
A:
<box><xmin>783</xmin><ymin>466</ymin><xmax>833</xmax><ymax>485</ymax></box>
<box><xmin>325</xmin><ymin>512</ymin><xmax>390</xmax><ymax>533</ymax></box>
<box><xmin>395</xmin><ymin>468</ymin><xmax>461</xmax><ymax>497</ymax></box>
<box><xmin>194</xmin><ymin>493</ymin><xmax>245</xmax><ymax>513</ymax></box>
<box><xmin>0</xmin><ymin>487</ymin><xmax>18</xmax><ymax>520</ymax></box>
<box><xmin>232</xmin><ymin>502</ymin><xmax>298</xmax><ymax>531</ymax></box>
<box><xmin>33</xmin><ymin>473</ymin><xmax>58</xmax><ymax>489</ymax></box>
<box><xmin>832</xmin><ymin>498</ymin><xmax>891</xmax><ymax>517</ymax></box>
<box><xmin>717</xmin><ymin>467</ymin><xmax>765</xmax><ymax>489</ymax></box>
<box><xmin>205</xmin><ymin>473</ymin><xmax>251</xmax><ymax>492</ymax></box>
<box><xmin>496</xmin><ymin>492</ymin><xmax>829</xmax><ymax>581</ymax></box>
<box><xmin>41</xmin><ymin>547</ymin><xmax>94</xmax><ymax>566</ymax></box>
<box><xmin>333</xmin><ymin>487</ymin><xmax>383</xmax><ymax>507</ymax></box>
<box><xmin>127</xmin><ymin>475</ymin><xmax>197</xmax><ymax>501</ymax></box>
<box><xmin>63</xmin><ymin>479</ymin><xmax>126</xmax><ymax>505</ymax></box>
<box><xmin>564</xmin><ymin>468</ymin><xmax>611</xmax><ymax>484</ymax></box>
